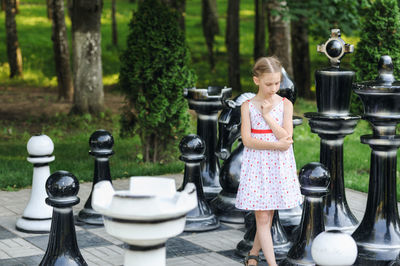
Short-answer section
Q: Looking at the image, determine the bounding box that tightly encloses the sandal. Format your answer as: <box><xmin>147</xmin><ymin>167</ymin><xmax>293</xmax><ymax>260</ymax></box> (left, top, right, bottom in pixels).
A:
<box><xmin>244</xmin><ymin>252</ymin><xmax>260</xmax><ymax>266</ymax></box>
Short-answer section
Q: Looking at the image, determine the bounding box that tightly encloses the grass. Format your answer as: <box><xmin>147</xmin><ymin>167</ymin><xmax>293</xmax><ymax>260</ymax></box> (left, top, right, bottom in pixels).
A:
<box><xmin>1</xmin><ymin>1</ymin><xmax>400</xmax><ymax>201</ymax></box>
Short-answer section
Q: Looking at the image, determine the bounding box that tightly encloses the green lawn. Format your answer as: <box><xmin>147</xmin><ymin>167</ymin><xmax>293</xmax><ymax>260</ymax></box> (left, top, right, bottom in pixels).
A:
<box><xmin>0</xmin><ymin>1</ymin><xmax>399</xmax><ymax>200</ymax></box>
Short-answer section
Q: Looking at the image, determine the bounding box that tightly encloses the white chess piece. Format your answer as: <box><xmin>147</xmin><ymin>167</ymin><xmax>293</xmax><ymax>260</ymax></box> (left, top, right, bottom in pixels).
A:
<box><xmin>16</xmin><ymin>135</ymin><xmax>54</xmax><ymax>233</ymax></box>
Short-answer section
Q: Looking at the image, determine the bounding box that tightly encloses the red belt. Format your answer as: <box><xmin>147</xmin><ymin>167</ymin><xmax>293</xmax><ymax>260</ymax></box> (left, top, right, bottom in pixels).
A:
<box><xmin>251</xmin><ymin>129</ymin><xmax>273</xmax><ymax>134</ymax></box>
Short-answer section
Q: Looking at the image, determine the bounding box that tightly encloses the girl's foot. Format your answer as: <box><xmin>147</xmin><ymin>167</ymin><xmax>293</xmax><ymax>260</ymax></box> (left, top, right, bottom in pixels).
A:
<box><xmin>244</xmin><ymin>252</ymin><xmax>260</xmax><ymax>266</ymax></box>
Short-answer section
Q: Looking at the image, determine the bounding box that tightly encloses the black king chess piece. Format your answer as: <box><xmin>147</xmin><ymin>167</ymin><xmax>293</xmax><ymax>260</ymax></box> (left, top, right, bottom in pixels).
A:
<box><xmin>305</xmin><ymin>29</ymin><xmax>360</xmax><ymax>233</ymax></box>
<box><xmin>352</xmin><ymin>55</ymin><xmax>400</xmax><ymax>265</ymax></box>
<box><xmin>40</xmin><ymin>171</ymin><xmax>87</xmax><ymax>266</ymax></box>
<box><xmin>77</xmin><ymin>129</ymin><xmax>114</xmax><ymax>225</ymax></box>
<box><xmin>280</xmin><ymin>162</ymin><xmax>330</xmax><ymax>265</ymax></box>
<box><xmin>179</xmin><ymin>134</ymin><xmax>220</xmax><ymax>231</ymax></box>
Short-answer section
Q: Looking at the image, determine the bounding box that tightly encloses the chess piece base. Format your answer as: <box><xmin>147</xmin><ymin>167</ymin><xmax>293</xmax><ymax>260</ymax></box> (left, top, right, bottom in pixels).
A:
<box><xmin>210</xmin><ymin>191</ymin><xmax>246</xmax><ymax>224</ymax></box>
<box><xmin>77</xmin><ymin>207</ymin><xmax>103</xmax><ymax>225</ymax></box>
<box><xmin>15</xmin><ymin>217</ymin><xmax>51</xmax><ymax>233</ymax></box>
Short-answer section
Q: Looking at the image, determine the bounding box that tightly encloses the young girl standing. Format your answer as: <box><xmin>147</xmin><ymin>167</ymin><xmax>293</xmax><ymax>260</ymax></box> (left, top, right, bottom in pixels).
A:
<box><xmin>235</xmin><ymin>57</ymin><xmax>302</xmax><ymax>266</ymax></box>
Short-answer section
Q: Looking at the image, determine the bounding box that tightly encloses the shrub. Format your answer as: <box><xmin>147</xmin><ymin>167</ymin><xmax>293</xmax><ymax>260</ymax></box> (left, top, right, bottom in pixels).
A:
<box><xmin>119</xmin><ymin>0</ymin><xmax>197</xmax><ymax>162</ymax></box>
<box><xmin>351</xmin><ymin>0</ymin><xmax>400</xmax><ymax>113</ymax></box>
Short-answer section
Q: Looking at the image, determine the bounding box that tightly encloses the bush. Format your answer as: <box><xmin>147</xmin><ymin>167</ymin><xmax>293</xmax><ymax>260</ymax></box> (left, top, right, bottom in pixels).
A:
<box><xmin>350</xmin><ymin>0</ymin><xmax>400</xmax><ymax>113</ymax></box>
<box><xmin>119</xmin><ymin>0</ymin><xmax>197</xmax><ymax>162</ymax></box>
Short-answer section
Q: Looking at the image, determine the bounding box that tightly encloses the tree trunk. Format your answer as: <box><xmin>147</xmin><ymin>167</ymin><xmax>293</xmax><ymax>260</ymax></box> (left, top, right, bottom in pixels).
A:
<box><xmin>266</xmin><ymin>0</ymin><xmax>293</xmax><ymax>77</ymax></box>
<box><xmin>291</xmin><ymin>16</ymin><xmax>313</xmax><ymax>99</ymax></box>
<box><xmin>5</xmin><ymin>0</ymin><xmax>22</xmax><ymax>78</ymax></box>
<box><xmin>70</xmin><ymin>0</ymin><xmax>104</xmax><ymax>114</ymax></box>
<box><xmin>51</xmin><ymin>0</ymin><xmax>74</xmax><ymax>101</ymax></box>
<box><xmin>47</xmin><ymin>0</ymin><xmax>53</xmax><ymax>19</ymax></box>
<box><xmin>1</xmin><ymin>0</ymin><xmax>5</xmax><ymax>11</ymax></box>
<box><xmin>111</xmin><ymin>0</ymin><xmax>117</xmax><ymax>46</ymax></box>
<box><xmin>226</xmin><ymin>0</ymin><xmax>240</xmax><ymax>91</ymax></box>
<box><xmin>202</xmin><ymin>0</ymin><xmax>219</xmax><ymax>70</ymax></box>
<box><xmin>161</xmin><ymin>0</ymin><xmax>185</xmax><ymax>33</ymax></box>
<box><xmin>254</xmin><ymin>0</ymin><xmax>266</xmax><ymax>61</ymax></box>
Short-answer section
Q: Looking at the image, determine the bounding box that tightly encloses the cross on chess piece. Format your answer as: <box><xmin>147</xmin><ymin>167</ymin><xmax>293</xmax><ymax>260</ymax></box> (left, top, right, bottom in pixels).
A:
<box><xmin>77</xmin><ymin>129</ymin><xmax>114</xmax><ymax>225</ymax></box>
<box><xmin>16</xmin><ymin>135</ymin><xmax>54</xmax><ymax>233</ymax></box>
<box><xmin>39</xmin><ymin>171</ymin><xmax>87</xmax><ymax>266</ymax></box>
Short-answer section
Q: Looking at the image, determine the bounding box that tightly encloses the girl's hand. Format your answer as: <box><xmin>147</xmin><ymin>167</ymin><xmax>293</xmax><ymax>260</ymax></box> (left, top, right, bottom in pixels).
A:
<box><xmin>276</xmin><ymin>136</ymin><xmax>293</xmax><ymax>151</ymax></box>
<box><xmin>261</xmin><ymin>99</ymin><xmax>273</xmax><ymax>116</ymax></box>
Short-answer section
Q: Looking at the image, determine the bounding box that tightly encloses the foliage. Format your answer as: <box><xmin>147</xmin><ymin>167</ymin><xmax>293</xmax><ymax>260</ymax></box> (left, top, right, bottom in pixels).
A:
<box><xmin>119</xmin><ymin>0</ymin><xmax>196</xmax><ymax>162</ymax></box>
<box><xmin>350</xmin><ymin>0</ymin><xmax>400</xmax><ymax>114</ymax></box>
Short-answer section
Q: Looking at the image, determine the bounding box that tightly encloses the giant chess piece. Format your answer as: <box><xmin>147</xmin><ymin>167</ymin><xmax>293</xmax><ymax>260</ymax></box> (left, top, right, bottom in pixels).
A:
<box><xmin>179</xmin><ymin>134</ymin><xmax>220</xmax><ymax>231</ymax></box>
<box><xmin>77</xmin><ymin>129</ymin><xmax>114</xmax><ymax>225</ymax></box>
<box><xmin>184</xmin><ymin>86</ymin><xmax>232</xmax><ymax>200</ymax></box>
<box><xmin>280</xmin><ymin>162</ymin><xmax>330</xmax><ymax>266</ymax></box>
<box><xmin>304</xmin><ymin>29</ymin><xmax>359</xmax><ymax>233</ymax></box>
<box><xmin>352</xmin><ymin>55</ymin><xmax>400</xmax><ymax>264</ymax></box>
<box><xmin>16</xmin><ymin>135</ymin><xmax>54</xmax><ymax>233</ymax></box>
<box><xmin>40</xmin><ymin>171</ymin><xmax>87</xmax><ymax>266</ymax></box>
<box><xmin>311</xmin><ymin>230</ymin><xmax>357</xmax><ymax>266</ymax></box>
<box><xmin>92</xmin><ymin>177</ymin><xmax>197</xmax><ymax>266</ymax></box>
<box><xmin>211</xmin><ymin>93</ymin><xmax>254</xmax><ymax>223</ymax></box>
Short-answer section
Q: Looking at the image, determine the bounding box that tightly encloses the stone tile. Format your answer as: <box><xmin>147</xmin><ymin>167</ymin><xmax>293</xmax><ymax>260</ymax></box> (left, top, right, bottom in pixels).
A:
<box><xmin>0</xmin><ymin>225</ymin><xmax>17</xmax><ymax>240</ymax></box>
<box><xmin>87</xmin><ymin>227</ymin><xmax>124</xmax><ymax>245</ymax></box>
<box><xmin>181</xmin><ymin>229</ymin><xmax>245</xmax><ymax>252</ymax></box>
<box><xmin>24</xmin><ymin>230</ymin><xmax>113</xmax><ymax>251</ymax></box>
<box><xmin>180</xmin><ymin>252</ymin><xmax>242</xmax><ymax>265</ymax></box>
<box><xmin>166</xmin><ymin>237</ymin><xmax>210</xmax><ymax>258</ymax></box>
<box><xmin>0</xmin><ymin>238</ymin><xmax>43</xmax><ymax>258</ymax></box>
<box><xmin>81</xmin><ymin>245</ymin><xmax>124</xmax><ymax>266</ymax></box>
<box><xmin>0</xmin><ymin>254</ymin><xmax>43</xmax><ymax>265</ymax></box>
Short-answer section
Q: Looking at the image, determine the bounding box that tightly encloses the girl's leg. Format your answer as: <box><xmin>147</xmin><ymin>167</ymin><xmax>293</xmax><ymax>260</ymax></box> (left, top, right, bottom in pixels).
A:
<box><xmin>247</xmin><ymin>231</ymin><xmax>262</xmax><ymax>265</ymax></box>
<box><xmin>255</xmin><ymin>210</ymin><xmax>277</xmax><ymax>266</ymax></box>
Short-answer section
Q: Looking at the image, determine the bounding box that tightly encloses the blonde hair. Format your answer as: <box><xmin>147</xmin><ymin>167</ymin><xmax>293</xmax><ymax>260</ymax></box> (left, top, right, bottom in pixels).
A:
<box><xmin>252</xmin><ymin>56</ymin><xmax>282</xmax><ymax>77</ymax></box>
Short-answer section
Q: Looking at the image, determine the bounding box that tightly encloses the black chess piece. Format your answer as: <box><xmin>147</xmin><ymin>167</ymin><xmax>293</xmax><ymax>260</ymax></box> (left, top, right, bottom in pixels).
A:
<box><xmin>280</xmin><ymin>162</ymin><xmax>330</xmax><ymax>266</ymax></box>
<box><xmin>40</xmin><ymin>171</ymin><xmax>87</xmax><ymax>266</ymax></box>
<box><xmin>77</xmin><ymin>129</ymin><xmax>114</xmax><ymax>225</ymax></box>
<box><xmin>352</xmin><ymin>55</ymin><xmax>400</xmax><ymax>265</ymax></box>
<box><xmin>179</xmin><ymin>134</ymin><xmax>220</xmax><ymax>231</ymax></box>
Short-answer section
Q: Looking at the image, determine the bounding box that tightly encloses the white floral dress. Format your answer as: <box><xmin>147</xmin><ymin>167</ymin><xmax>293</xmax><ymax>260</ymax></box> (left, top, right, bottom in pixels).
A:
<box><xmin>235</xmin><ymin>98</ymin><xmax>302</xmax><ymax>210</ymax></box>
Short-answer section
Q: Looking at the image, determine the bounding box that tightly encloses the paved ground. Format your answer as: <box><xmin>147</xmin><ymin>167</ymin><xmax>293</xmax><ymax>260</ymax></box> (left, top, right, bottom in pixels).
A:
<box><xmin>0</xmin><ymin>174</ymin><xmax>383</xmax><ymax>265</ymax></box>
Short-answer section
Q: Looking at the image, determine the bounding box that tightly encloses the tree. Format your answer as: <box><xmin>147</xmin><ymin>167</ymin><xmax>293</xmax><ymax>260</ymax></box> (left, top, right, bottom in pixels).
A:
<box><xmin>111</xmin><ymin>0</ymin><xmax>118</xmax><ymax>46</ymax></box>
<box><xmin>291</xmin><ymin>16</ymin><xmax>312</xmax><ymax>99</ymax></box>
<box><xmin>226</xmin><ymin>0</ymin><xmax>240</xmax><ymax>91</ymax></box>
<box><xmin>47</xmin><ymin>0</ymin><xmax>53</xmax><ymax>19</ymax></box>
<box><xmin>5</xmin><ymin>0</ymin><xmax>22</xmax><ymax>78</ymax></box>
<box><xmin>254</xmin><ymin>0</ymin><xmax>266</xmax><ymax>61</ymax></box>
<box><xmin>51</xmin><ymin>0</ymin><xmax>74</xmax><ymax>101</ymax></box>
<box><xmin>202</xmin><ymin>0</ymin><xmax>219</xmax><ymax>70</ymax></box>
<box><xmin>69</xmin><ymin>0</ymin><xmax>104</xmax><ymax>114</ymax></box>
<box><xmin>161</xmin><ymin>0</ymin><xmax>186</xmax><ymax>32</ymax></box>
<box><xmin>119</xmin><ymin>0</ymin><xmax>196</xmax><ymax>162</ymax></box>
<box><xmin>266</xmin><ymin>0</ymin><xmax>293</xmax><ymax>77</ymax></box>
<box><xmin>352</xmin><ymin>0</ymin><xmax>400</xmax><ymax>82</ymax></box>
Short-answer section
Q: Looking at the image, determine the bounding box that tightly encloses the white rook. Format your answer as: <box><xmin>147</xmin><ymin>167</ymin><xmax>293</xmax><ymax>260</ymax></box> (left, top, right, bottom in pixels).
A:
<box><xmin>16</xmin><ymin>135</ymin><xmax>54</xmax><ymax>233</ymax></box>
<box><xmin>92</xmin><ymin>177</ymin><xmax>197</xmax><ymax>266</ymax></box>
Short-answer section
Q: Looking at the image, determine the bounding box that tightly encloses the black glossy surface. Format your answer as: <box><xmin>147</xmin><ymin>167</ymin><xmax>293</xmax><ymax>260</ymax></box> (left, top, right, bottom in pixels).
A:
<box><xmin>280</xmin><ymin>163</ymin><xmax>329</xmax><ymax>266</ymax></box>
<box><xmin>179</xmin><ymin>135</ymin><xmax>220</xmax><ymax>232</ymax></box>
<box><xmin>352</xmin><ymin>55</ymin><xmax>400</xmax><ymax>265</ymax></box>
<box><xmin>78</xmin><ymin>130</ymin><xmax>114</xmax><ymax>225</ymax></box>
<box><xmin>40</xmin><ymin>171</ymin><xmax>87</xmax><ymax>266</ymax></box>
<box><xmin>305</xmin><ymin>29</ymin><xmax>360</xmax><ymax>234</ymax></box>
<box><xmin>184</xmin><ymin>86</ymin><xmax>232</xmax><ymax>200</ymax></box>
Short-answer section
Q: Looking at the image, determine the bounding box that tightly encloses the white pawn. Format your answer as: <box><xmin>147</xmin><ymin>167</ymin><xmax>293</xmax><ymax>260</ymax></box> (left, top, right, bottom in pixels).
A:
<box><xmin>311</xmin><ymin>230</ymin><xmax>358</xmax><ymax>266</ymax></box>
<box><xmin>16</xmin><ymin>135</ymin><xmax>54</xmax><ymax>233</ymax></box>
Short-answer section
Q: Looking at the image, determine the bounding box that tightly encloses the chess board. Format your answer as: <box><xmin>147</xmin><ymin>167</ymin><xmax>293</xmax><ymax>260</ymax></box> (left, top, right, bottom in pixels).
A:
<box><xmin>0</xmin><ymin>176</ymin><xmax>268</xmax><ymax>266</ymax></box>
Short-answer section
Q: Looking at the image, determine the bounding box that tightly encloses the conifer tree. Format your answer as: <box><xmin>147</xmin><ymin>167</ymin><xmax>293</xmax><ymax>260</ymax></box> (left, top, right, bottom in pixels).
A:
<box><xmin>119</xmin><ymin>0</ymin><xmax>196</xmax><ymax>162</ymax></box>
<box><xmin>352</xmin><ymin>0</ymin><xmax>400</xmax><ymax>82</ymax></box>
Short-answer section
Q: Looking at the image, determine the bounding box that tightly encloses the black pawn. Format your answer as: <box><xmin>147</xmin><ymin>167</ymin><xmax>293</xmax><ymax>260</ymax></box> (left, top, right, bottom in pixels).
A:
<box><xmin>280</xmin><ymin>162</ymin><xmax>330</xmax><ymax>266</ymax></box>
<box><xmin>179</xmin><ymin>134</ymin><xmax>220</xmax><ymax>231</ymax></box>
<box><xmin>40</xmin><ymin>171</ymin><xmax>87</xmax><ymax>266</ymax></box>
<box><xmin>77</xmin><ymin>129</ymin><xmax>114</xmax><ymax>225</ymax></box>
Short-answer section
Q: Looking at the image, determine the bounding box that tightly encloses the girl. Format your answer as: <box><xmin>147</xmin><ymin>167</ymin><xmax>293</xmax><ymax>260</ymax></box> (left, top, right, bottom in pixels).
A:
<box><xmin>235</xmin><ymin>57</ymin><xmax>302</xmax><ymax>266</ymax></box>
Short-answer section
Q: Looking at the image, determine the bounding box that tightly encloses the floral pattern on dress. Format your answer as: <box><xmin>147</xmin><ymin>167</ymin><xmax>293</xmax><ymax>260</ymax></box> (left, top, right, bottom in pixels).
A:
<box><xmin>235</xmin><ymin>98</ymin><xmax>303</xmax><ymax>210</ymax></box>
